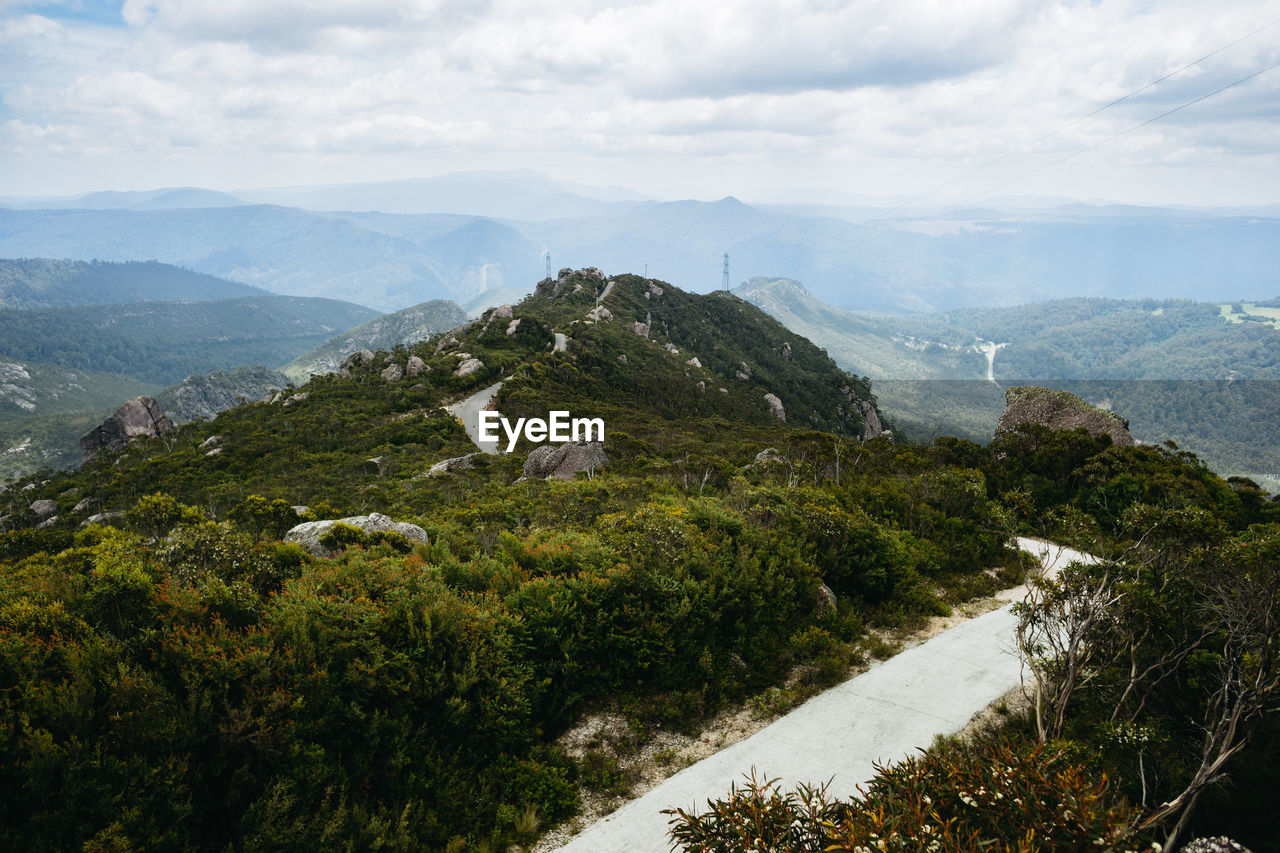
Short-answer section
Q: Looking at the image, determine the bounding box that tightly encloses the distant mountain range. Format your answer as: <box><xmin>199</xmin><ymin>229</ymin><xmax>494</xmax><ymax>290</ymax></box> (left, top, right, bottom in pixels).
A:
<box><xmin>282</xmin><ymin>299</ymin><xmax>469</xmax><ymax>382</ymax></box>
<box><xmin>736</xmin><ymin>276</ymin><xmax>1280</xmax><ymax>490</ymax></box>
<box><xmin>0</xmin><ymin>258</ymin><xmax>267</xmax><ymax>309</ymax></box>
<box><xmin>1</xmin><ymin>172</ymin><xmax>1276</xmax><ymax>314</ymax></box>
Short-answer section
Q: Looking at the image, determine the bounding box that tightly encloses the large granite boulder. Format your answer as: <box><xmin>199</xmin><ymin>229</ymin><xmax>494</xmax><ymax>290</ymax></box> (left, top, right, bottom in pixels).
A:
<box><xmin>284</xmin><ymin>512</ymin><xmax>428</xmax><ymax>557</ymax></box>
<box><xmin>80</xmin><ymin>397</ymin><xmax>174</xmax><ymax>464</ymax></box>
<box><xmin>994</xmin><ymin>386</ymin><xmax>1134</xmax><ymax>447</ymax></box>
<box><xmin>763</xmin><ymin>392</ymin><xmax>786</xmax><ymax>421</ymax></box>
<box><xmin>521</xmin><ymin>441</ymin><xmax>607</xmax><ymax>480</ymax></box>
<box><xmin>421</xmin><ymin>453</ymin><xmax>480</xmax><ymax>477</ymax></box>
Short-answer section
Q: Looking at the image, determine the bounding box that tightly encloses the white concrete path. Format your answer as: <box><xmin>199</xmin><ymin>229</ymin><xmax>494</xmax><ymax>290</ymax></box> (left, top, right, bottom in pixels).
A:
<box><xmin>555</xmin><ymin>538</ymin><xmax>1087</xmax><ymax>852</ymax></box>
<box><xmin>443</xmin><ymin>381</ymin><xmax>503</xmax><ymax>454</ymax></box>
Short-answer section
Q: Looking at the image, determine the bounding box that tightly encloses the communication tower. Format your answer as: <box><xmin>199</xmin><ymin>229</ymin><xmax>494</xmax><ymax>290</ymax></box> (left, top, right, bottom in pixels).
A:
<box><xmin>722</xmin><ymin>252</ymin><xmax>730</xmax><ymax>290</ymax></box>
<box><xmin>544</xmin><ymin>251</ymin><xmax>552</xmax><ymax>279</ymax></box>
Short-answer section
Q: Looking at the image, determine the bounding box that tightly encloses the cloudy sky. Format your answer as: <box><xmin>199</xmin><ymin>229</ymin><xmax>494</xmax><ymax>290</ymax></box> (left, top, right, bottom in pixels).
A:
<box><xmin>2</xmin><ymin>0</ymin><xmax>1278</xmax><ymax>206</ymax></box>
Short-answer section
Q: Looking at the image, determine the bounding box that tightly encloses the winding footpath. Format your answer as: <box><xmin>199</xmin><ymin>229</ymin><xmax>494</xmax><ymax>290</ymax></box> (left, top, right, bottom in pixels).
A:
<box><xmin>554</xmin><ymin>538</ymin><xmax>1087</xmax><ymax>852</ymax></box>
<box><xmin>443</xmin><ymin>381</ymin><xmax>503</xmax><ymax>455</ymax></box>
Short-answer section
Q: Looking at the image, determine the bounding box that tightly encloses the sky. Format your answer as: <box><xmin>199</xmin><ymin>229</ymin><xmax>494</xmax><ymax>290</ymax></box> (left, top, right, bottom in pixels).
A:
<box><xmin>1</xmin><ymin>0</ymin><xmax>1278</xmax><ymax>207</ymax></box>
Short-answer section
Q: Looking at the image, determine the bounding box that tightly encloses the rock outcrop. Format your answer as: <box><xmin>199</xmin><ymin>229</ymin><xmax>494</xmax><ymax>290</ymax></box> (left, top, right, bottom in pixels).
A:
<box><xmin>994</xmin><ymin>386</ymin><xmax>1134</xmax><ymax>447</ymax></box>
<box><xmin>857</xmin><ymin>399</ymin><xmax>884</xmax><ymax>441</ymax></box>
<box><xmin>30</xmin><ymin>499</ymin><xmax>56</xmax><ymax>517</ymax></box>
<box><xmin>339</xmin><ymin>349</ymin><xmax>376</xmax><ymax>375</ymax></box>
<box><xmin>763</xmin><ymin>392</ymin><xmax>786</xmax><ymax>421</ymax></box>
<box><xmin>80</xmin><ymin>397</ymin><xmax>174</xmax><ymax>464</ymax></box>
<box><xmin>424</xmin><ymin>453</ymin><xmax>480</xmax><ymax>477</ymax></box>
<box><xmin>284</xmin><ymin>512</ymin><xmax>429</xmax><ymax>557</ymax></box>
<box><xmin>455</xmin><ymin>357</ymin><xmax>484</xmax><ymax>377</ymax></box>
<box><xmin>521</xmin><ymin>441</ymin><xmax>607</xmax><ymax>480</ymax></box>
<box><xmin>158</xmin><ymin>366</ymin><xmax>289</xmax><ymax>423</ymax></box>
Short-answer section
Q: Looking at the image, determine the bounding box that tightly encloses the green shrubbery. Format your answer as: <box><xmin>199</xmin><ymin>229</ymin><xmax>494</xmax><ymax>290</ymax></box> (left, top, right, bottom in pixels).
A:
<box><xmin>666</xmin><ymin>739</ymin><xmax>1150</xmax><ymax>853</ymax></box>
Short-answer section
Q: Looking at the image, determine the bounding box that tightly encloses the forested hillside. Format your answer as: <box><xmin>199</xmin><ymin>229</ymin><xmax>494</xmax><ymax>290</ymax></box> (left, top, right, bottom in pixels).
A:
<box><xmin>738</xmin><ymin>277</ymin><xmax>1280</xmax><ymax>490</ymax></box>
<box><xmin>0</xmin><ymin>259</ymin><xmax>268</xmax><ymax>309</ymax></box>
<box><xmin>0</xmin><ymin>296</ymin><xmax>379</xmax><ymax>386</ymax></box>
<box><xmin>2</xmin><ymin>270</ymin><xmax>1276</xmax><ymax>851</ymax></box>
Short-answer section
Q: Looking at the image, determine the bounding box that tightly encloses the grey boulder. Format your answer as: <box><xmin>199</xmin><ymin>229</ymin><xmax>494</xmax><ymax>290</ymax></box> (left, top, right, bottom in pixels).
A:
<box><xmin>284</xmin><ymin>512</ymin><xmax>428</xmax><ymax>557</ymax></box>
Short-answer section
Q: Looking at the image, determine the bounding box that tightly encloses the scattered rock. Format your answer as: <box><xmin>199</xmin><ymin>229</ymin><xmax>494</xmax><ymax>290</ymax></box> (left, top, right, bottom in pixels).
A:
<box><xmin>632</xmin><ymin>322</ymin><xmax>650</xmax><ymax>339</ymax></box>
<box><xmin>205</xmin><ymin>448</ymin><xmax>222</xmax><ymax>457</ymax></box>
<box><xmin>284</xmin><ymin>512</ymin><xmax>429</xmax><ymax>557</ymax></box>
<box><xmin>381</xmin><ymin>363</ymin><xmax>403</xmax><ymax>382</ymax></box>
<box><xmin>80</xmin><ymin>397</ymin><xmax>174</xmax><ymax>464</ymax></box>
<box><xmin>35</xmin><ymin>515</ymin><xmax>59</xmax><ymax>530</ymax></box>
<box><xmin>492</xmin><ymin>304</ymin><xmax>513</xmax><ymax>320</ymax></box>
<box><xmin>30</xmin><ymin>499</ymin><xmax>56</xmax><ymax>517</ymax></box>
<box><xmin>339</xmin><ymin>349</ymin><xmax>376</xmax><ymax>375</ymax></box>
<box><xmin>697</xmin><ymin>380</ymin><xmax>705</xmax><ymax>393</ymax></box>
<box><xmin>719</xmin><ymin>387</ymin><xmax>728</xmax><ymax>394</ymax></box>
<box><xmin>686</xmin><ymin>356</ymin><xmax>701</xmax><ymax>368</ymax></box>
<box><xmin>84</xmin><ymin>511</ymin><xmax>124</xmax><ymax>526</ymax></box>
<box><xmin>648</xmin><ymin>282</ymin><xmax>664</xmax><ymax>298</ymax></box>
<box><xmin>735</xmin><ymin>370</ymin><xmax>750</xmax><ymax>381</ymax></box>
<box><xmin>72</xmin><ymin>497</ymin><xmax>97</xmax><ymax>513</ymax></box>
<box><xmin>618</xmin><ymin>354</ymin><xmax>628</xmax><ymax>364</ymax></box>
<box><xmin>857</xmin><ymin>399</ymin><xmax>884</xmax><ymax>441</ymax></box>
<box><xmin>586</xmin><ymin>305</ymin><xmax>613</xmax><ymax>322</ymax></box>
<box><xmin>434</xmin><ymin>335</ymin><xmax>460</xmax><ymax>354</ymax></box>
<box><xmin>199</xmin><ymin>435</ymin><xmax>222</xmax><ymax>449</ymax></box>
<box><xmin>423</xmin><ymin>453</ymin><xmax>480</xmax><ymax>477</ymax></box>
<box><xmin>521</xmin><ymin>441</ymin><xmax>607</xmax><ymax>480</ymax></box>
<box><xmin>664</xmin><ymin>343</ymin><xmax>680</xmax><ymax>355</ymax></box>
<box><xmin>455</xmin><ymin>357</ymin><xmax>484</xmax><ymax>377</ymax></box>
<box><xmin>406</xmin><ymin>355</ymin><xmax>427</xmax><ymax>376</ymax></box>
<box><xmin>763</xmin><ymin>392</ymin><xmax>786</xmax><ymax>421</ymax></box>
<box><xmin>814</xmin><ymin>583</ymin><xmax>837</xmax><ymax>618</ymax></box>
<box><xmin>506</xmin><ymin>318</ymin><xmax>522</xmax><ymax>337</ymax></box>
<box><xmin>281</xmin><ymin>391</ymin><xmax>309</xmax><ymax>408</ymax></box>
<box><xmin>753</xmin><ymin>447</ymin><xmax>782</xmax><ymax>464</ymax></box>
<box><xmin>994</xmin><ymin>386</ymin><xmax>1134</xmax><ymax>447</ymax></box>
<box><xmin>161</xmin><ymin>366</ymin><xmax>289</xmax><ymax>423</ymax></box>
<box><xmin>782</xmin><ymin>341</ymin><xmax>792</xmax><ymax>360</ymax></box>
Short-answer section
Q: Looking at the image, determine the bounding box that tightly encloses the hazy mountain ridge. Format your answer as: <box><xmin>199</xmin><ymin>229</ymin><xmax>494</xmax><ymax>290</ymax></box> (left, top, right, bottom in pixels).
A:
<box><xmin>0</xmin><ymin>295</ymin><xmax>379</xmax><ymax>386</ymax></box>
<box><xmin>282</xmin><ymin>299</ymin><xmax>470</xmax><ymax>382</ymax></box>
<box><xmin>1</xmin><ymin>176</ymin><xmax>1276</xmax><ymax>315</ymax></box>
<box><xmin>737</xmin><ymin>276</ymin><xmax>1280</xmax><ymax>489</ymax></box>
<box><xmin>0</xmin><ymin>258</ymin><xmax>268</xmax><ymax>309</ymax></box>
<box><xmin>155</xmin><ymin>366</ymin><xmax>292</xmax><ymax>424</ymax></box>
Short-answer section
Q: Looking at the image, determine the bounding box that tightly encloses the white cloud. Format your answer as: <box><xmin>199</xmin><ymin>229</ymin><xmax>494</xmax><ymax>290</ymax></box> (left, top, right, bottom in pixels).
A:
<box><xmin>0</xmin><ymin>0</ymin><xmax>1277</xmax><ymax>203</ymax></box>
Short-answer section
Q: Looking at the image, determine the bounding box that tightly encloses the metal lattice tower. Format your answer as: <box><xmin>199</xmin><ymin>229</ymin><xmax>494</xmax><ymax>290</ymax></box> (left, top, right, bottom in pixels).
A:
<box><xmin>722</xmin><ymin>252</ymin><xmax>730</xmax><ymax>290</ymax></box>
<box><xmin>544</xmin><ymin>251</ymin><xmax>552</xmax><ymax>279</ymax></box>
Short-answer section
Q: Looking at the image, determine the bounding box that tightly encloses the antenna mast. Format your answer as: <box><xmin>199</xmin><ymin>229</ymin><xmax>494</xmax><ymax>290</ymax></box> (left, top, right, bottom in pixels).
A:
<box><xmin>544</xmin><ymin>250</ymin><xmax>552</xmax><ymax>279</ymax></box>
<box><xmin>722</xmin><ymin>252</ymin><xmax>730</xmax><ymax>290</ymax></box>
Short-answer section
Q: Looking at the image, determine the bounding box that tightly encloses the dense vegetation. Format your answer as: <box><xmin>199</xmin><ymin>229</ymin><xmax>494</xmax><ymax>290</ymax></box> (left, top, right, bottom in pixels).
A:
<box><xmin>2</xmin><ymin>270</ymin><xmax>1277</xmax><ymax>851</ymax></box>
<box><xmin>0</xmin><ymin>296</ymin><xmax>379</xmax><ymax>386</ymax></box>
<box><xmin>0</xmin><ymin>259</ymin><xmax>267</xmax><ymax>309</ymax></box>
<box><xmin>0</xmin><ymin>360</ymin><xmax>158</xmax><ymax>481</ymax></box>
<box><xmin>739</xmin><ymin>277</ymin><xmax>1280</xmax><ymax>490</ymax></box>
